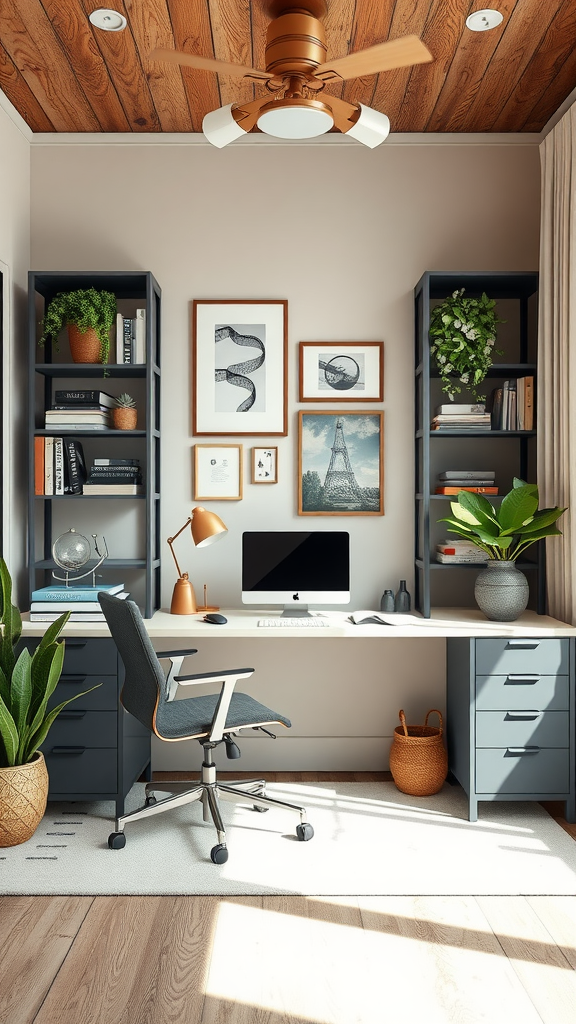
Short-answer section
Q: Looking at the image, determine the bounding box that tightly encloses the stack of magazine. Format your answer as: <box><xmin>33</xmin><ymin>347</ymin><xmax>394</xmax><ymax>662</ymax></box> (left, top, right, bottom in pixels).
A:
<box><xmin>436</xmin><ymin>540</ymin><xmax>489</xmax><ymax>564</ymax></box>
<box><xmin>430</xmin><ymin>403</ymin><xmax>490</xmax><ymax>431</ymax></box>
<box><xmin>435</xmin><ymin>470</ymin><xmax>497</xmax><ymax>495</ymax></box>
<box><xmin>83</xmin><ymin>458</ymin><xmax>143</xmax><ymax>495</ymax></box>
<box><xmin>29</xmin><ymin>581</ymin><xmax>128</xmax><ymax>622</ymax></box>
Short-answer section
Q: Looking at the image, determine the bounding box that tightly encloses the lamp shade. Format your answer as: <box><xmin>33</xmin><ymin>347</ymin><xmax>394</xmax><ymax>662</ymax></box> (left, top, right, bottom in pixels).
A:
<box><xmin>190</xmin><ymin>506</ymin><xmax>228</xmax><ymax>547</ymax></box>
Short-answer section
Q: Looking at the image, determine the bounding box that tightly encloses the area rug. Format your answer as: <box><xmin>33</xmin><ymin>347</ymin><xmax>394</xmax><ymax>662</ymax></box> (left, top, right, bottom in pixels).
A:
<box><xmin>1</xmin><ymin>781</ymin><xmax>575</xmax><ymax>896</ymax></box>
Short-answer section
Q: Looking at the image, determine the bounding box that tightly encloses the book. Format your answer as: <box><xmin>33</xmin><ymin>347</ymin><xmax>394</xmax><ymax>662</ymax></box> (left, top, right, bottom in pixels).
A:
<box><xmin>116</xmin><ymin>313</ymin><xmax>124</xmax><ymax>363</ymax></box>
<box><xmin>88</xmin><ymin>465</ymin><xmax>142</xmax><ymax>475</ymax></box>
<box><xmin>436</xmin><ymin>552</ymin><xmax>489</xmax><ymax>563</ymax></box>
<box><xmin>490</xmin><ymin>387</ymin><xmax>503</xmax><ymax>429</ymax></box>
<box><xmin>134</xmin><ymin>308</ymin><xmax>146</xmax><ymax>363</ymax></box>
<box><xmin>31</xmin><ymin>582</ymin><xmax>125</xmax><ymax>601</ymax></box>
<box><xmin>44</xmin><ymin>436</ymin><xmax>54</xmax><ymax>495</ymax></box>
<box><xmin>437</xmin><ymin>540</ymin><xmax>483</xmax><ymax>553</ymax></box>
<box><xmin>517</xmin><ymin>377</ymin><xmax>525</xmax><ymax>430</ymax></box>
<box><xmin>438</xmin><ymin>471</ymin><xmax>495</xmax><ymax>481</ymax></box>
<box><xmin>54</xmin><ymin>437</ymin><xmax>64</xmax><ymax>495</ymax></box>
<box><xmin>63</xmin><ymin>439</ymin><xmax>86</xmax><ymax>494</ymax></box>
<box><xmin>434</xmin><ymin>404</ymin><xmax>486</xmax><ymax>415</ymax></box>
<box><xmin>93</xmin><ymin>458</ymin><xmax>140</xmax><ymax>466</ymax></box>
<box><xmin>431</xmin><ymin>414</ymin><xmax>491</xmax><ymax>424</ymax></box>
<box><xmin>87</xmin><ymin>471</ymin><xmax>142</xmax><ymax>481</ymax></box>
<box><xmin>123</xmin><ymin>316</ymin><xmax>133</xmax><ymax>363</ymax></box>
<box><xmin>31</xmin><ymin>593</ymin><xmax>128</xmax><ymax>611</ymax></box>
<box><xmin>436</xmin><ymin>479</ymin><xmax>496</xmax><ymax>487</ymax></box>
<box><xmin>34</xmin><ymin>436</ymin><xmax>45</xmax><ymax>495</ymax></box>
<box><xmin>30</xmin><ymin>612</ymin><xmax>107</xmax><ymax>622</ymax></box>
<box><xmin>50</xmin><ymin>405</ymin><xmax>112</xmax><ymax>414</ymax></box>
<box><xmin>45</xmin><ymin>423</ymin><xmax>110</xmax><ymax>431</ymax></box>
<box><xmin>435</xmin><ymin>486</ymin><xmax>498</xmax><ymax>494</ymax></box>
<box><xmin>82</xmin><ymin>483</ymin><xmax>144</xmax><ymax>494</ymax></box>
<box><xmin>431</xmin><ymin>424</ymin><xmax>491</xmax><ymax>431</ymax></box>
<box><xmin>46</xmin><ymin>410</ymin><xmax>110</xmax><ymax>422</ymax></box>
<box><xmin>54</xmin><ymin>390</ymin><xmax>115</xmax><ymax>407</ymax></box>
<box><xmin>522</xmin><ymin>375</ymin><xmax>534</xmax><ymax>430</ymax></box>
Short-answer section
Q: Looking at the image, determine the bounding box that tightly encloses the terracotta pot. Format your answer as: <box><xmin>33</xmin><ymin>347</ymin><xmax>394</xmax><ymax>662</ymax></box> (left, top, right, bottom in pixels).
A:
<box><xmin>0</xmin><ymin>752</ymin><xmax>49</xmax><ymax>847</ymax></box>
<box><xmin>112</xmin><ymin>407</ymin><xmax>137</xmax><ymax>430</ymax></box>
<box><xmin>67</xmin><ymin>324</ymin><xmax>103</xmax><ymax>363</ymax></box>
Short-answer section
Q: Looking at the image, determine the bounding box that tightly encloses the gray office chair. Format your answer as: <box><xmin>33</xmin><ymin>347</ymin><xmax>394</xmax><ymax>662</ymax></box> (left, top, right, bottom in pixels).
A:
<box><xmin>98</xmin><ymin>592</ymin><xmax>314</xmax><ymax>863</ymax></box>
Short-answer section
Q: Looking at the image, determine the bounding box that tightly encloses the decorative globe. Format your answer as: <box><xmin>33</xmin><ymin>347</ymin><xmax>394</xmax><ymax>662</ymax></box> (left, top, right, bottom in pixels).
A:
<box><xmin>52</xmin><ymin>529</ymin><xmax>92</xmax><ymax>572</ymax></box>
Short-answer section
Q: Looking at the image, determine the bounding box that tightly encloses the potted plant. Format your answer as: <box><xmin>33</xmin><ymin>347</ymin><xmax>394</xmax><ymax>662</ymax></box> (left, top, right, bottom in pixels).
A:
<box><xmin>438</xmin><ymin>479</ymin><xmax>566</xmax><ymax>621</ymax></box>
<box><xmin>429</xmin><ymin>288</ymin><xmax>504</xmax><ymax>401</ymax></box>
<box><xmin>0</xmin><ymin>560</ymin><xmax>98</xmax><ymax>846</ymax></box>
<box><xmin>40</xmin><ymin>287</ymin><xmax>117</xmax><ymax>365</ymax></box>
<box><xmin>112</xmin><ymin>393</ymin><xmax>137</xmax><ymax>430</ymax></box>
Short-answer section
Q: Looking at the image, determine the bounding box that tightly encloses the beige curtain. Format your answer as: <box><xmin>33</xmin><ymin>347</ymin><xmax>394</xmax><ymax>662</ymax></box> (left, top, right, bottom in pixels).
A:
<box><xmin>538</xmin><ymin>105</ymin><xmax>576</xmax><ymax>624</ymax></box>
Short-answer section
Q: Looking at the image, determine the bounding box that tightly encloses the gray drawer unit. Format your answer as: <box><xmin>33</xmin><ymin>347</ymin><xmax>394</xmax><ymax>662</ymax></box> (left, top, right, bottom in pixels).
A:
<box><xmin>447</xmin><ymin>636</ymin><xmax>576</xmax><ymax>822</ymax></box>
<box><xmin>20</xmin><ymin>636</ymin><xmax>151</xmax><ymax>815</ymax></box>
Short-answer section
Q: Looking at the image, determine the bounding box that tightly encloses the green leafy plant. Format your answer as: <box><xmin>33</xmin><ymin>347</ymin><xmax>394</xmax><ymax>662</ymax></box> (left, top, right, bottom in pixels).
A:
<box><xmin>0</xmin><ymin>559</ymin><xmax>99</xmax><ymax>768</ymax></box>
<box><xmin>116</xmin><ymin>393</ymin><xmax>136</xmax><ymax>408</ymax></box>
<box><xmin>40</xmin><ymin>288</ymin><xmax>117</xmax><ymax>364</ymax></box>
<box><xmin>438</xmin><ymin>479</ymin><xmax>566</xmax><ymax>561</ymax></box>
<box><xmin>429</xmin><ymin>288</ymin><xmax>504</xmax><ymax>401</ymax></box>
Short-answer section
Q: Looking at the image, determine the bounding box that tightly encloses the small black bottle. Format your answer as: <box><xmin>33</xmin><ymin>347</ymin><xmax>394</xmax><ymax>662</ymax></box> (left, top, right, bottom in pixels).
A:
<box><xmin>380</xmin><ymin>589</ymin><xmax>395</xmax><ymax>613</ymax></box>
<box><xmin>394</xmin><ymin>580</ymin><xmax>411</xmax><ymax>613</ymax></box>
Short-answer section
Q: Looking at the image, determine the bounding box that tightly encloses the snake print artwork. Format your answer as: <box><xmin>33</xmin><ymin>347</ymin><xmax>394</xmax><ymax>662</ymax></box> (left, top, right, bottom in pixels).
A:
<box><xmin>215</xmin><ymin>325</ymin><xmax>265</xmax><ymax>412</ymax></box>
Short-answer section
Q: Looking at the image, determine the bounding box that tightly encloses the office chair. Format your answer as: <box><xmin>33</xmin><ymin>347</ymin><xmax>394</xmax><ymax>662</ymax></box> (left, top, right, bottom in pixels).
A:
<box><xmin>98</xmin><ymin>592</ymin><xmax>314</xmax><ymax>863</ymax></box>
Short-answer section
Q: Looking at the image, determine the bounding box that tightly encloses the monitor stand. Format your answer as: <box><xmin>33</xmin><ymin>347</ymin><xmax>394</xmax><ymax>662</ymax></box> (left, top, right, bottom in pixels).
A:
<box><xmin>281</xmin><ymin>605</ymin><xmax>311</xmax><ymax>618</ymax></box>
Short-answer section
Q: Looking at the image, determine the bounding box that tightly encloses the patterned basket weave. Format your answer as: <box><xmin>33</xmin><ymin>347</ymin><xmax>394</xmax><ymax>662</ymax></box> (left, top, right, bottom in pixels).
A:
<box><xmin>0</xmin><ymin>752</ymin><xmax>49</xmax><ymax>847</ymax></box>
<box><xmin>389</xmin><ymin>709</ymin><xmax>448</xmax><ymax>796</ymax></box>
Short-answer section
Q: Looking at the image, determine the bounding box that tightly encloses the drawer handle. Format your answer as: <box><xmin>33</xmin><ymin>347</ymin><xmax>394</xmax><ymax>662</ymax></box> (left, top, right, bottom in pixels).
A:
<box><xmin>504</xmin><ymin>711</ymin><xmax>541</xmax><ymax>720</ymax></box>
<box><xmin>50</xmin><ymin>746</ymin><xmax>86</xmax><ymax>755</ymax></box>
<box><xmin>505</xmin><ymin>747</ymin><xmax>540</xmax><ymax>756</ymax></box>
<box><xmin>505</xmin><ymin>640</ymin><xmax>540</xmax><ymax>649</ymax></box>
<box><xmin>505</xmin><ymin>675</ymin><xmax>540</xmax><ymax>684</ymax></box>
<box><xmin>60</xmin><ymin>675</ymin><xmax>88</xmax><ymax>684</ymax></box>
<box><xmin>57</xmin><ymin>711</ymin><xmax>86</xmax><ymax>720</ymax></box>
<box><xmin>65</xmin><ymin>640</ymin><xmax>87</xmax><ymax>648</ymax></box>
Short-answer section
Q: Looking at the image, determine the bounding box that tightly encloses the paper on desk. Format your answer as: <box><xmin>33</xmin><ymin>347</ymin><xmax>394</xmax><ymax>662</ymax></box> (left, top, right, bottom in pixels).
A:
<box><xmin>348</xmin><ymin>610</ymin><xmax>433</xmax><ymax>626</ymax></box>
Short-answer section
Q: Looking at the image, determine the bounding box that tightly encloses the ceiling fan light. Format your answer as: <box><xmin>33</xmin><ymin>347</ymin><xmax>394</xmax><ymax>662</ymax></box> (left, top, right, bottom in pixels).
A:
<box><xmin>88</xmin><ymin>9</ymin><xmax>127</xmax><ymax>31</ymax></box>
<box><xmin>202</xmin><ymin>104</ymin><xmax>249</xmax><ymax>148</ymax></box>
<box><xmin>345</xmin><ymin>104</ymin><xmax>390</xmax><ymax>149</ymax></box>
<box><xmin>257</xmin><ymin>100</ymin><xmax>333</xmax><ymax>139</ymax></box>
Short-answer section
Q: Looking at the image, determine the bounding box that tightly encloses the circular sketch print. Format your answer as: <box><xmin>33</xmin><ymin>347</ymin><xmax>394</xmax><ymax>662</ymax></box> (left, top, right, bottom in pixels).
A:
<box><xmin>319</xmin><ymin>353</ymin><xmax>365</xmax><ymax>392</ymax></box>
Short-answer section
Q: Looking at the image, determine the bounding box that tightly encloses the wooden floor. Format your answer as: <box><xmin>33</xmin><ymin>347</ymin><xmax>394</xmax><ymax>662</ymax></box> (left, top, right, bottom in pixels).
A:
<box><xmin>1</xmin><ymin>773</ymin><xmax>576</xmax><ymax>1024</ymax></box>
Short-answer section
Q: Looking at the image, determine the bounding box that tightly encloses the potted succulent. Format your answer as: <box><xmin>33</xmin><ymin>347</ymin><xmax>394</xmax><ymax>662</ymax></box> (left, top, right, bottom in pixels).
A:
<box><xmin>429</xmin><ymin>288</ymin><xmax>504</xmax><ymax>401</ymax></box>
<box><xmin>438</xmin><ymin>479</ymin><xmax>566</xmax><ymax>621</ymax></box>
<box><xmin>40</xmin><ymin>287</ymin><xmax>117</xmax><ymax>365</ymax></box>
<box><xmin>0</xmin><ymin>560</ymin><xmax>98</xmax><ymax>846</ymax></box>
<box><xmin>112</xmin><ymin>393</ymin><xmax>137</xmax><ymax>430</ymax></box>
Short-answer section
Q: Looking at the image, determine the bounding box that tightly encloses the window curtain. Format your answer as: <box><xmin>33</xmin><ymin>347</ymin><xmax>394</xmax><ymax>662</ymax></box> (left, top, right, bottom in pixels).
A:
<box><xmin>538</xmin><ymin>105</ymin><xmax>576</xmax><ymax>624</ymax></box>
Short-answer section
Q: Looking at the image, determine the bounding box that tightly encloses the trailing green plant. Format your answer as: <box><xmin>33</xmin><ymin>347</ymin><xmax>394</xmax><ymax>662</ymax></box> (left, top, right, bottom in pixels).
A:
<box><xmin>116</xmin><ymin>393</ymin><xmax>136</xmax><ymax>408</ymax></box>
<box><xmin>0</xmin><ymin>559</ymin><xmax>99</xmax><ymax>768</ymax></box>
<box><xmin>429</xmin><ymin>288</ymin><xmax>504</xmax><ymax>401</ymax></box>
<box><xmin>438</xmin><ymin>479</ymin><xmax>566</xmax><ymax>561</ymax></box>
<box><xmin>40</xmin><ymin>288</ymin><xmax>117</xmax><ymax>365</ymax></box>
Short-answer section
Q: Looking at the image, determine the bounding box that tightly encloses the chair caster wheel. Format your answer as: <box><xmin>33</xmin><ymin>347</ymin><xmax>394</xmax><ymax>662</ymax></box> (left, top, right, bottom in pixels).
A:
<box><xmin>253</xmin><ymin>803</ymin><xmax>269</xmax><ymax>812</ymax></box>
<box><xmin>145</xmin><ymin>794</ymin><xmax>157</xmax><ymax>807</ymax></box>
<box><xmin>296</xmin><ymin>822</ymin><xmax>314</xmax><ymax>842</ymax></box>
<box><xmin>211</xmin><ymin>843</ymin><xmax>229</xmax><ymax>864</ymax></box>
<box><xmin>108</xmin><ymin>832</ymin><xmax>126</xmax><ymax>850</ymax></box>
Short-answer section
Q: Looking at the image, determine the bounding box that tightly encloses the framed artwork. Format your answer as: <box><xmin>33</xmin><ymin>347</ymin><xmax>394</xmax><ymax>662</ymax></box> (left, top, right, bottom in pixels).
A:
<box><xmin>298</xmin><ymin>411</ymin><xmax>384</xmax><ymax>516</ymax></box>
<box><xmin>299</xmin><ymin>341</ymin><xmax>384</xmax><ymax>401</ymax></box>
<box><xmin>252</xmin><ymin>446</ymin><xmax>278</xmax><ymax>484</ymax></box>
<box><xmin>193</xmin><ymin>300</ymin><xmax>288</xmax><ymax>435</ymax></box>
<box><xmin>194</xmin><ymin>444</ymin><xmax>243</xmax><ymax>500</ymax></box>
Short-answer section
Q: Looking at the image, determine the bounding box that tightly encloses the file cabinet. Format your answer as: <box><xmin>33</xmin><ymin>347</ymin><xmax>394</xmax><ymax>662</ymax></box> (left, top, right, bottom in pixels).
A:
<box><xmin>446</xmin><ymin>636</ymin><xmax>576</xmax><ymax>822</ymax></box>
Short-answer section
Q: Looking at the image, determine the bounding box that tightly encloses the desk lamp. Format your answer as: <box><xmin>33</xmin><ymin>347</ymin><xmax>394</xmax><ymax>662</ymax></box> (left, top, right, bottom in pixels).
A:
<box><xmin>167</xmin><ymin>506</ymin><xmax>227</xmax><ymax>615</ymax></box>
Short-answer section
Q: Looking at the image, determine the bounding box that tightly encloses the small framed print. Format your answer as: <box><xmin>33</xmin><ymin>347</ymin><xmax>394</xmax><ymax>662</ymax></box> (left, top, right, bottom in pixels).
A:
<box><xmin>194</xmin><ymin>444</ymin><xmax>243</xmax><ymax>500</ymax></box>
<box><xmin>252</xmin><ymin>446</ymin><xmax>278</xmax><ymax>484</ymax></box>
<box><xmin>299</xmin><ymin>341</ymin><xmax>384</xmax><ymax>402</ymax></box>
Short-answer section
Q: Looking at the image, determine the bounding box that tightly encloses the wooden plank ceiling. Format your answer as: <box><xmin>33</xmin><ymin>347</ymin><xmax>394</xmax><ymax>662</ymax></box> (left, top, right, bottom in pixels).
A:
<box><xmin>1</xmin><ymin>0</ymin><xmax>575</xmax><ymax>134</ymax></box>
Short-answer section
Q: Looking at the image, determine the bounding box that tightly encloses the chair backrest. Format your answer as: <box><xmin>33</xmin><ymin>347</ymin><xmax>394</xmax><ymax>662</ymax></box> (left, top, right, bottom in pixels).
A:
<box><xmin>98</xmin><ymin>592</ymin><xmax>167</xmax><ymax>730</ymax></box>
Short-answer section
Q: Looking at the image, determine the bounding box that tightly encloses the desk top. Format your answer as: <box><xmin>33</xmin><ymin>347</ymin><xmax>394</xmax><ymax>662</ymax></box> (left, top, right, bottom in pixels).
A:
<box><xmin>20</xmin><ymin>607</ymin><xmax>576</xmax><ymax>639</ymax></box>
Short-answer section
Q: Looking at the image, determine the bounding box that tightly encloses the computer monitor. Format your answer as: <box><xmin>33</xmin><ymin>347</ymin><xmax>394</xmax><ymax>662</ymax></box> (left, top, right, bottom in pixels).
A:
<box><xmin>242</xmin><ymin>531</ymin><xmax>350</xmax><ymax>616</ymax></box>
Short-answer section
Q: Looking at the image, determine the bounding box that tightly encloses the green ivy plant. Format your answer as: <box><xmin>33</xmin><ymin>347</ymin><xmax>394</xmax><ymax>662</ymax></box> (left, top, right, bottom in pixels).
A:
<box><xmin>0</xmin><ymin>559</ymin><xmax>99</xmax><ymax>768</ymax></box>
<box><xmin>429</xmin><ymin>288</ymin><xmax>504</xmax><ymax>401</ymax></box>
<box><xmin>40</xmin><ymin>288</ymin><xmax>117</xmax><ymax>365</ymax></box>
<box><xmin>438</xmin><ymin>479</ymin><xmax>566</xmax><ymax>561</ymax></box>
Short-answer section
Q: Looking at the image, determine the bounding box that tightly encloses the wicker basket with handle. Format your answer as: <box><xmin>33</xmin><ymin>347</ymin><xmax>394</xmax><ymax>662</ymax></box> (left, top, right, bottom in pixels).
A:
<box><xmin>389</xmin><ymin>709</ymin><xmax>448</xmax><ymax>796</ymax></box>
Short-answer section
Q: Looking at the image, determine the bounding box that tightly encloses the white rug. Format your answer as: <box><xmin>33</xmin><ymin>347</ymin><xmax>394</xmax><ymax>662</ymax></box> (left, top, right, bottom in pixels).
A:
<box><xmin>1</xmin><ymin>781</ymin><xmax>575</xmax><ymax>896</ymax></box>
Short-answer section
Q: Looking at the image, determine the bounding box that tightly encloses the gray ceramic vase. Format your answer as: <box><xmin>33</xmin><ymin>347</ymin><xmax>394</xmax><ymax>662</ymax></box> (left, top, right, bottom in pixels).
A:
<box><xmin>474</xmin><ymin>560</ymin><xmax>529</xmax><ymax>622</ymax></box>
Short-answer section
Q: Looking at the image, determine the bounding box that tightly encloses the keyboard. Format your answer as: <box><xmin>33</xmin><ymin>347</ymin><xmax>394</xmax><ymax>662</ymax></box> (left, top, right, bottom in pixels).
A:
<box><xmin>257</xmin><ymin>618</ymin><xmax>329</xmax><ymax>627</ymax></box>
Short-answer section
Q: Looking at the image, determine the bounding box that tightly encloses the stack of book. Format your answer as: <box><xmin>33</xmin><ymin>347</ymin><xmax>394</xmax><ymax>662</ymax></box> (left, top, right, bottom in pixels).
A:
<box><xmin>45</xmin><ymin>389</ymin><xmax>114</xmax><ymax>431</ymax></box>
<box><xmin>435</xmin><ymin>470</ymin><xmax>497</xmax><ymax>495</ymax></box>
<box><xmin>116</xmin><ymin>310</ymin><xmax>146</xmax><ymax>364</ymax></box>
<box><xmin>34</xmin><ymin>437</ymin><xmax>86</xmax><ymax>495</ymax></box>
<box><xmin>490</xmin><ymin>377</ymin><xmax>534</xmax><ymax>430</ymax></box>
<box><xmin>436</xmin><ymin>540</ymin><xmax>489</xmax><ymax>564</ymax></box>
<box><xmin>29</xmin><ymin>581</ymin><xmax>128</xmax><ymax>621</ymax></box>
<box><xmin>430</xmin><ymin>403</ymin><xmax>490</xmax><ymax>431</ymax></box>
<box><xmin>83</xmin><ymin>458</ymin><xmax>143</xmax><ymax>495</ymax></box>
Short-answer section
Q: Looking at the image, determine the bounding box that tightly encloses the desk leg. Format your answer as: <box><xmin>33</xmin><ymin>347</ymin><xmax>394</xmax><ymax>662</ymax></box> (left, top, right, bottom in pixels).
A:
<box><xmin>468</xmin><ymin>795</ymin><xmax>478</xmax><ymax>822</ymax></box>
<box><xmin>565</xmin><ymin>794</ymin><xmax>576</xmax><ymax>825</ymax></box>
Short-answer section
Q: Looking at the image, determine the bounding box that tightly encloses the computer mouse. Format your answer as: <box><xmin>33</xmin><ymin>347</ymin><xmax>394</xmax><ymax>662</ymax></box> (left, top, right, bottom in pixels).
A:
<box><xmin>203</xmin><ymin>613</ymin><xmax>227</xmax><ymax>624</ymax></box>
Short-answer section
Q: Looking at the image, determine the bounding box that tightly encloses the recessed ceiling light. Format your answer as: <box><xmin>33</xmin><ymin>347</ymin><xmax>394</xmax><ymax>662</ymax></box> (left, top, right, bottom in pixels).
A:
<box><xmin>89</xmin><ymin>8</ymin><xmax>127</xmax><ymax>31</ymax></box>
<box><xmin>465</xmin><ymin>9</ymin><xmax>504</xmax><ymax>32</ymax></box>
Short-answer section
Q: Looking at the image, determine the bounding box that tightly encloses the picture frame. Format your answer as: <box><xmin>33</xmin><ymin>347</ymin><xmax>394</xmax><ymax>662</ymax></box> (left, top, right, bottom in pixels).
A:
<box><xmin>194</xmin><ymin>444</ymin><xmax>243</xmax><ymax>501</ymax></box>
<box><xmin>252</xmin><ymin>446</ymin><xmax>278</xmax><ymax>484</ymax></box>
<box><xmin>298</xmin><ymin>411</ymin><xmax>384</xmax><ymax>516</ymax></box>
<box><xmin>299</xmin><ymin>341</ymin><xmax>384</xmax><ymax>401</ymax></box>
<box><xmin>193</xmin><ymin>299</ymin><xmax>288</xmax><ymax>435</ymax></box>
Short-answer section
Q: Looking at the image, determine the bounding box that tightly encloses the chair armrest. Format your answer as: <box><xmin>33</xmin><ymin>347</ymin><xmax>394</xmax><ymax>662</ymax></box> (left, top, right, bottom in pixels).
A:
<box><xmin>159</xmin><ymin>650</ymin><xmax>199</xmax><ymax>702</ymax></box>
<box><xmin>157</xmin><ymin>648</ymin><xmax>198</xmax><ymax>658</ymax></box>
<box><xmin>173</xmin><ymin>667</ymin><xmax>254</xmax><ymax>683</ymax></box>
<box><xmin>173</xmin><ymin>668</ymin><xmax>255</xmax><ymax>742</ymax></box>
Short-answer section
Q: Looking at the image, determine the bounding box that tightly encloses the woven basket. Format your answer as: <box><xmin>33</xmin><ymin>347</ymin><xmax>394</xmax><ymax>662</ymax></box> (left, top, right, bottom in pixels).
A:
<box><xmin>0</xmin><ymin>752</ymin><xmax>49</xmax><ymax>847</ymax></box>
<box><xmin>389</xmin><ymin>709</ymin><xmax>448</xmax><ymax>796</ymax></box>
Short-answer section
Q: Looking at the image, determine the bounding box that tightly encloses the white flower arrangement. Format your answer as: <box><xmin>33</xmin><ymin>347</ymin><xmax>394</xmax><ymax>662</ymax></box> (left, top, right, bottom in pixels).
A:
<box><xmin>429</xmin><ymin>288</ymin><xmax>504</xmax><ymax>400</ymax></box>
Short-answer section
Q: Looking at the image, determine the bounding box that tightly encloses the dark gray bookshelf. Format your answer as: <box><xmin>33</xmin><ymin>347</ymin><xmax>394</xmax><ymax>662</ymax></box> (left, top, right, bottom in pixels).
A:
<box><xmin>414</xmin><ymin>271</ymin><xmax>544</xmax><ymax>618</ymax></box>
<box><xmin>27</xmin><ymin>271</ymin><xmax>161</xmax><ymax>618</ymax></box>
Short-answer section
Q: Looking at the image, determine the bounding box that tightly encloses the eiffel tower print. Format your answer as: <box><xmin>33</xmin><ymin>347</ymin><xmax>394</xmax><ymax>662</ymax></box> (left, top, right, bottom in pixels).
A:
<box><xmin>322</xmin><ymin>418</ymin><xmax>363</xmax><ymax>509</ymax></box>
<box><xmin>299</xmin><ymin>412</ymin><xmax>383</xmax><ymax>515</ymax></box>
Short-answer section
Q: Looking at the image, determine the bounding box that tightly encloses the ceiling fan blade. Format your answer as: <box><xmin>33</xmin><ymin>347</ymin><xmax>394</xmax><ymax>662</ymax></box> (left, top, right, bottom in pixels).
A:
<box><xmin>148</xmin><ymin>48</ymin><xmax>273</xmax><ymax>83</ymax></box>
<box><xmin>323</xmin><ymin>94</ymin><xmax>358</xmax><ymax>132</ymax></box>
<box><xmin>314</xmin><ymin>35</ymin><xmax>432</xmax><ymax>83</ymax></box>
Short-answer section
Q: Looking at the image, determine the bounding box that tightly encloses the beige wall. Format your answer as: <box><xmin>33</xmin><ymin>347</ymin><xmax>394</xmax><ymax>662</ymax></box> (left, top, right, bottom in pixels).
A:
<box><xmin>29</xmin><ymin>136</ymin><xmax>541</xmax><ymax>769</ymax></box>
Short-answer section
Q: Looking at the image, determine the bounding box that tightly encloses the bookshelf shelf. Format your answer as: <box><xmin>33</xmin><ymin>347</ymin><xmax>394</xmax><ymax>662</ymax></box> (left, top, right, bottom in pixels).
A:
<box><xmin>33</xmin><ymin>558</ymin><xmax>159</xmax><ymax>570</ymax></box>
<box><xmin>34</xmin><ymin>363</ymin><xmax>148</xmax><ymax>378</ymax></box>
<box><xmin>414</xmin><ymin>270</ymin><xmax>544</xmax><ymax>618</ymax></box>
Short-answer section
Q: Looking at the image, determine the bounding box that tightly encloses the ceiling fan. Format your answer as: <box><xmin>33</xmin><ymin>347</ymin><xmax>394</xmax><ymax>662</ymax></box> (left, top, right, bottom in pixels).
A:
<box><xmin>149</xmin><ymin>0</ymin><xmax>433</xmax><ymax>148</ymax></box>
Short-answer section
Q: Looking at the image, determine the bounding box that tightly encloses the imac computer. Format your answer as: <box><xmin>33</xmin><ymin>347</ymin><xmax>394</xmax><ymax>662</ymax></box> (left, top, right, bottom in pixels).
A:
<box><xmin>242</xmin><ymin>531</ymin><xmax>350</xmax><ymax>616</ymax></box>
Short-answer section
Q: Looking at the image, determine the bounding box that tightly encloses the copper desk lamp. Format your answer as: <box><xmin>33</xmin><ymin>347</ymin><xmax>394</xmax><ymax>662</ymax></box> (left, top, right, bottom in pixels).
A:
<box><xmin>167</xmin><ymin>506</ymin><xmax>227</xmax><ymax>615</ymax></box>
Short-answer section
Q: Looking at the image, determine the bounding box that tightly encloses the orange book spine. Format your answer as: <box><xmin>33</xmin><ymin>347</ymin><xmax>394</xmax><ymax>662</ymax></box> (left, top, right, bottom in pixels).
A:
<box><xmin>34</xmin><ymin>437</ymin><xmax>45</xmax><ymax>495</ymax></box>
<box><xmin>435</xmin><ymin>486</ymin><xmax>499</xmax><ymax>494</ymax></box>
<box><xmin>524</xmin><ymin>376</ymin><xmax>534</xmax><ymax>430</ymax></box>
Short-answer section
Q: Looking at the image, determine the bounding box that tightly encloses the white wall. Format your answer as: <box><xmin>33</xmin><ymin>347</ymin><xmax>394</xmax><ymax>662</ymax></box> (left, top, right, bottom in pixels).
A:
<box><xmin>30</xmin><ymin>136</ymin><xmax>541</xmax><ymax>769</ymax></box>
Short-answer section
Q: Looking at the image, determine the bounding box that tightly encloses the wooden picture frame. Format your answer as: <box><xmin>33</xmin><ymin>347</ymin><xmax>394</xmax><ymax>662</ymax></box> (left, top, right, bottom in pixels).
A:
<box><xmin>298</xmin><ymin>411</ymin><xmax>384</xmax><ymax>516</ymax></box>
<box><xmin>193</xmin><ymin>299</ymin><xmax>288</xmax><ymax>435</ymax></box>
<box><xmin>194</xmin><ymin>444</ymin><xmax>243</xmax><ymax>500</ymax></box>
<box><xmin>252</xmin><ymin>446</ymin><xmax>278</xmax><ymax>484</ymax></box>
<box><xmin>299</xmin><ymin>341</ymin><xmax>384</xmax><ymax>402</ymax></box>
